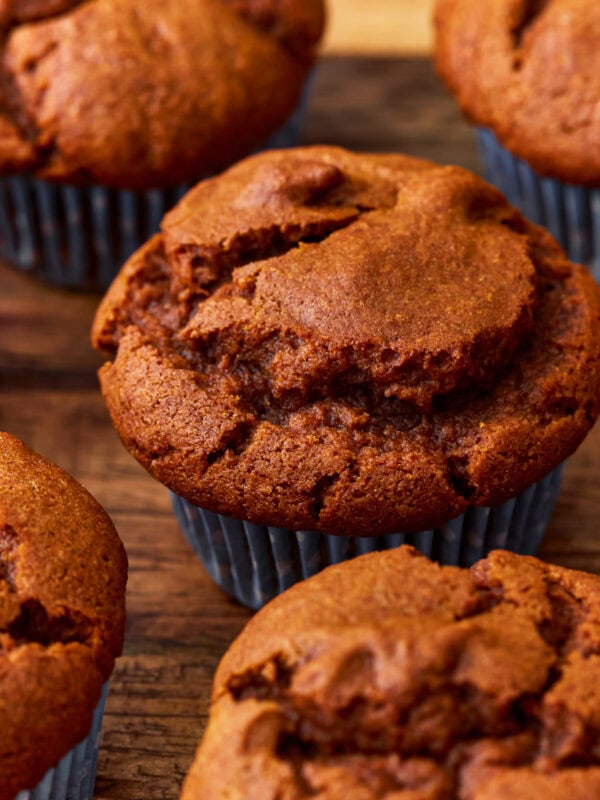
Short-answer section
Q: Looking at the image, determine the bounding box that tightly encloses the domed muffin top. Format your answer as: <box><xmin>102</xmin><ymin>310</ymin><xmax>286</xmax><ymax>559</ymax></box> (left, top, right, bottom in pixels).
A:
<box><xmin>0</xmin><ymin>432</ymin><xmax>127</xmax><ymax>800</ymax></box>
<box><xmin>435</xmin><ymin>0</ymin><xmax>600</xmax><ymax>184</ymax></box>
<box><xmin>93</xmin><ymin>146</ymin><xmax>600</xmax><ymax>535</ymax></box>
<box><xmin>0</xmin><ymin>0</ymin><xmax>324</xmax><ymax>188</ymax></box>
<box><xmin>182</xmin><ymin>546</ymin><xmax>600</xmax><ymax>800</ymax></box>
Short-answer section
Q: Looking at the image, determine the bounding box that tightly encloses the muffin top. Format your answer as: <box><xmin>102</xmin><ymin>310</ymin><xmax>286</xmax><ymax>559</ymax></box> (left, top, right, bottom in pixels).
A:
<box><xmin>0</xmin><ymin>432</ymin><xmax>127</xmax><ymax>800</ymax></box>
<box><xmin>92</xmin><ymin>146</ymin><xmax>600</xmax><ymax>536</ymax></box>
<box><xmin>0</xmin><ymin>0</ymin><xmax>324</xmax><ymax>189</ymax></box>
<box><xmin>181</xmin><ymin>546</ymin><xmax>600</xmax><ymax>800</ymax></box>
<box><xmin>435</xmin><ymin>0</ymin><xmax>600</xmax><ymax>184</ymax></box>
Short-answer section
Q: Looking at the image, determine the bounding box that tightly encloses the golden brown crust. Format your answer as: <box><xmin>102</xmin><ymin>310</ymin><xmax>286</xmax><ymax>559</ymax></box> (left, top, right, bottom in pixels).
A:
<box><xmin>92</xmin><ymin>146</ymin><xmax>600</xmax><ymax>536</ymax></box>
<box><xmin>181</xmin><ymin>547</ymin><xmax>600</xmax><ymax>799</ymax></box>
<box><xmin>0</xmin><ymin>432</ymin><xmax>127</xmax><ymax>800</ymax></box>
<box><xmin>435</xmin><ymin>0</ymin><xmax>600</xmax><ymax>185</ymax></box>
<box><xmin>0</xmin><ymin>0</ymin><xmax>324</xmax><ymax>189</ymax></box>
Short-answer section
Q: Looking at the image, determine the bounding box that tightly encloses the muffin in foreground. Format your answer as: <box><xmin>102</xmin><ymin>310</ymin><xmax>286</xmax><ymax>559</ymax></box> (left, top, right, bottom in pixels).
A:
<box><xmin>182</xmin><ymin>546</ymin><xmax>600</xmax><ymax>800</ymax></box>
<box><xmin>0</xmin><ymin>0</ymin><xmax>324</xmax><ymax>289</ymax></box>
<box><xmin>92</xmin><ymin>145</ymin><xmax>600</xmax><ymax>607</ymax></box>
<box><xmin>435</xmin><ymin>0</ymin><xmax>600</xmax><ymax>280</ymax></box>
<box><xmin>0</xmin><ymin>433</ymin><xmax>127</xmax><ymax>800</ymax></box>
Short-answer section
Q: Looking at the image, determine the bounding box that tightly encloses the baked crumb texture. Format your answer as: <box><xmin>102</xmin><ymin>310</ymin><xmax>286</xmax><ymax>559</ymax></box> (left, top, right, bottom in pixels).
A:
<box><xmin>182</xmin><ymin>547</ymin><xmax>600</xmax><ymax>800</ymax></box>
<box><xmin>435</xmin><ymin>0</ymin><xmax>600</xmax><ymax>184</ymax></box>
<box><xmin>0</xmin><ymin>0</ymin><xmax>324</xmax><ymax>188</ymax></box>
<box><xmin>0</xmin><ymin>432</ymin><xmax>127</xmax><ymax>800</ymax></box>
<box><xmin>92</xmin><ymin>147</ymin><xmax>600</xmax><ymax>536</ymax></box>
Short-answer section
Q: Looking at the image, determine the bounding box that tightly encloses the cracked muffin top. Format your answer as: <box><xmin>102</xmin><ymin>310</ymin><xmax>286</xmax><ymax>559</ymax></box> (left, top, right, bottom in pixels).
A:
<box><xmin>181</xmin><ymin>546</ymin><xmax>600</xmax><ymax>800</ymax></box>
<box><xmin>0</xmin><ymin>0</ymin><xmax>324</xmax><ymax>189</ymax></box>
<box><xmin>435</xmin><ymin>0</ymin><xmax>600</xmax><ymax>185</ymax></box>
<box><xmin>92</xmin><ymin>146</ymin><xmax>600</xmax><ymax>536</ymax></box>
<box><xmin>0</xmin><ymin>432</ymin><xmax>127</xmax><ymax>800</ymax></box>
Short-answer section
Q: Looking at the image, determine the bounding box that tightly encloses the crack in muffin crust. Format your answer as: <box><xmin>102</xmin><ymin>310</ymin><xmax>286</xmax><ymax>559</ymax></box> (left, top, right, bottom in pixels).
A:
<box><xmin>92</xmin><ymin>146</ymin><xmax>600</xmax><ymax>535</ymax></box>
<box><xmin>0</xmin><ymin>524</ymin><xmax>96</xmax><ymax>653</ymax></box>
<box><xmin>0</xmin><ymin>523</ymin><xmax>17</xmax><ymax>590</ymax></box>
<box><xmin>181</xmin><ymin>548</ymin><xmax>600</xmax><ymax>799</ymax></box>
<box><xmin>511</xmin><ymin>0</ymin><xmax>550</xmax><ymax>53</ymax></box>
<box><xmin>3</xmin><ymin>598</ymin><xmax>94</xmax><ymax>648</ymax></box>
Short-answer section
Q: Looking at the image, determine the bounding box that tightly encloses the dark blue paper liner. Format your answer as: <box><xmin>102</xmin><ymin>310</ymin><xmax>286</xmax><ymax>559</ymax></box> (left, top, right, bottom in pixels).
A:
<box><xmin>171</xmin><ymin>465</ymin><xmax>563</xmax><ymax>609</ymax></box>
<box><xmin>0</xmin><ymin>182</ymin><xmax>191</xmax><ymax>291</ymax></box>
<box><xmin>0</xmin><ymin>82</ymin><xmax>312</xmax><ymax>291</ymax></box>
<box><xmin>14</xmin><ymin>683</ymin><xmax>108</xmax><ymax>800</ymax></box>
<box><xmin>477</xmin><ymin>128</ymin><xmax>600</xmax><ymax>281</ymax></box>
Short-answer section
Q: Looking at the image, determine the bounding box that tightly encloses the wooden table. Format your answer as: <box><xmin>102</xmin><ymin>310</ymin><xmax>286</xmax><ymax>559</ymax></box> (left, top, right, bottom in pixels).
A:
<box><xmin>2</xmin><ymin>56</ymin><xmax>600</xmax><ymax>800</ymax></box>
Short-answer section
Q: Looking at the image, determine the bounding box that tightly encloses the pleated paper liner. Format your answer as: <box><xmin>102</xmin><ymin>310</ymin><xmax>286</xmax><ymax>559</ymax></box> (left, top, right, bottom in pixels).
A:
<box><xmin>15</xmin><ymin>683</ymin><xmax>108</xmax><ymax>800</ymax></box>
<box><xmin>477</xmin><ymin>128</ymin><xmax>600</xmax><ymax>282</ymax></box>
<box><xmin>171</xmin><ymin>465</ymin><xmax>563</xmax><ymax>609</ymax></box>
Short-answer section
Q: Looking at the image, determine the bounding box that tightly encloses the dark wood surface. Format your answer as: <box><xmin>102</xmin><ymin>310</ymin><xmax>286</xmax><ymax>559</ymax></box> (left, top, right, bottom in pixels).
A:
<box><xmin>1</xmin><ymin>57</ymin><xmax>599</xmax><ymax>799</ymax></box>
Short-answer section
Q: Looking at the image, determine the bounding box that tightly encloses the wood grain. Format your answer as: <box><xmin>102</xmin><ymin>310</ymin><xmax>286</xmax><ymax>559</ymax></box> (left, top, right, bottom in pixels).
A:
<box><xmin>1</xmin><ymin>57</ymin><xmax>599</xmax><ymax>799</ymax></box>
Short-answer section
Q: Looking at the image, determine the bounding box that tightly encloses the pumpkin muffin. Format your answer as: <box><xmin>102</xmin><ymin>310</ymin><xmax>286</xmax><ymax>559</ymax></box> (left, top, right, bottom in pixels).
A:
<box><xmin>435</xmin><ymin>0</ymin><xmax>600</xmax><ymax>279</ymax></box>
<box><xmin>0</xmin><ymin>432</ymin><xmax>127</xmax><ymax>800</ymax></box>
<box><xmin>182</xmin><ymin>546</ymin><xmax>600</xmax><ymax>800</ymax></box>
<box><xmin>0</xmin><ymin>0</ymin><xmax>324</xmax><ymax>288</ymax></box>
<box><xmin>92</xmin><ymin>145</ymin><xmax>600</xmax><ymax>607</ymax></box>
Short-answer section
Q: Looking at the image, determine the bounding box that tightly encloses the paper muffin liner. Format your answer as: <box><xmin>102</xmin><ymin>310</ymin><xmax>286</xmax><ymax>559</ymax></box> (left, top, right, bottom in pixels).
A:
<box><xmin>477</xmin><ymin>127</ymin><xmax>600</xmax><ymax>282</ymax></box>
<box><xmin>0</xmin><ymin>81</ymin><xmax>312</xmax><ymax>291</ymax></box>
<box><xmin>170</xmin><ymin>465</ymin><xmax>563</xmax><ymax>609</ymax></box>
<box><xmin>14</xmin><ymin>683</ymin><xmax>108</xmax><ymax>800</ymax></box>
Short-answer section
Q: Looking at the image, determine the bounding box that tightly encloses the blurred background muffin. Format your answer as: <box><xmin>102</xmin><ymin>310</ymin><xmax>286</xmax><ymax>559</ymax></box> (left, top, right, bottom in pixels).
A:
<box><xmin>0</xmin><ymin>0</ymin><xmax>324</xmax><ymax>289</ymax></box>
<box><xmin>92</xmin><ymin>145</ymin><xmax>600</xmax><ymax>608</ymax></box>
<box><xmin>435</xmin><ymin>0</ymin><xmax>600</xmax><ymax>282</ymax></box>
<box><xmin>0</xmin><ymin>432</ymin><xmax>127</xmax><ymax>800</ymax></box>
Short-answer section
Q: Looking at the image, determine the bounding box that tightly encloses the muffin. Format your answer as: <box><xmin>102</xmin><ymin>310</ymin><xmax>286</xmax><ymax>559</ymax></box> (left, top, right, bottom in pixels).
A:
<box><xmin>0</xmin><ymin>0</ymin><xmax>324</xmax><ymax>289</ymax></box>
<box><xmin>92</xmin><ymin>145</ymin><xmax>600</xmax><ymax>608</ymax></box>
<box><xmin>435</xmin><ymin>0</ymin><xmax>600</xmax><ymax>281</ymax></box>
<box><xmin>182</xmin><ymin>546</ymin><xmax>600</xmax><ymax>799</ymax></box>
<box><xmin>0</xmin><ymin>432</ymin><xmax>127</xmax><ymax>800</ymax></box>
